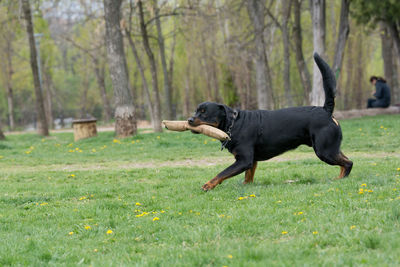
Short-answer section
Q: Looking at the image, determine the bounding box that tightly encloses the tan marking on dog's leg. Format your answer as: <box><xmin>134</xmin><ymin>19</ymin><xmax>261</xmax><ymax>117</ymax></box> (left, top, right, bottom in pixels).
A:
<box><xmin>244</xmin><ymin>162</ymin><xmax>257</xmax><ymax>184</ymax></box>
<box><xmin>336</xmin><ymin>166</ymin><xmax>346</xmax><ymax>179</ymax></box>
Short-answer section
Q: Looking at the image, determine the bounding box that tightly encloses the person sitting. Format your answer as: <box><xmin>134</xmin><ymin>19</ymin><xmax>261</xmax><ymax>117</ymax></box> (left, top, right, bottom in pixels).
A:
<box><xmin>367</xmin><ymin>76</ymin><xmax>391</xmax><ymax>108</ymax></box>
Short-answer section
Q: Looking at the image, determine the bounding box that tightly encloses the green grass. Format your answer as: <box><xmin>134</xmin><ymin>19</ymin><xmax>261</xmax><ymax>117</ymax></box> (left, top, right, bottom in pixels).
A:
<box><xmin>0</xmin><ymin>115</ymin><xmax>399</xmax><ymax>266</ymax></box>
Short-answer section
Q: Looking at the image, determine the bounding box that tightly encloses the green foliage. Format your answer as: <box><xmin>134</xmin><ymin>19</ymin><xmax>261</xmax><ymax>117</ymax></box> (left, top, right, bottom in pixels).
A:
<box><xmin>351</xmin><ymin>0</ymin><xmax>400</xmax><ymax>26</ymax></box>
<box><xmin>0</xmin><ymin>115</ymin><xmax>399</xmax><ymax>265</ymax></box>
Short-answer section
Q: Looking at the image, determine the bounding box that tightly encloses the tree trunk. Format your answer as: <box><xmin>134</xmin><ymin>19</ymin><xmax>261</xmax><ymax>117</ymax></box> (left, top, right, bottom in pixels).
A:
<box><xmin>381</xmin><ymin>24</ymin><xmax>400</xmax><ymax>104</ymax></box>
<box><xmin>80</xmin><ymin>60</ymin><xmax>90</xmax><ymax>118</ymax></box>
<box><xmin>5</xmin><ymin>39</ymin><xmax>15</xmax><ymax>130</ymax></box>
<box><xmin>292</xmin><ymin>0</ymin><xmax>312</xmax><ymax>104</ymax></box>
<box><xmin>332</xmin><ymin>0</ymin><xmax>350</xmax><ymax>80</ymax></box>
<box><xmin>282</xmin><ymin>0</ymin><xmax>293</xmax><ymax>107</ymax></box>
<box><xmin>247</xmin><ymin>0</ymin><xmax>273</xmax><ymax>110</ymax></box>
<box><xmin>354</xmin><ymin>32</ymin><xmax>364</xmax><ymax>109</ymax></box>
<box><xmin>43</xmin><ymin>65</ymin><xmax>54</xmax><ymax>129</ymax></box>
<box><xmin>343</xmin><ymin>35</ymin><xmax>353</xmax><ymax>110</ymax></box>
<box><xmin>154</xmin><ymin>0</ymin><xmax>173</xmax><ymax>120</ymax></box>
<box><xmin>93</xmin><ymin>61</ymin><xmax>112</xmax><ymax>122</ymax></box>
<box><xmin>0</xmin><ymin>128</ymin><xmax>5</xmax><ymax>140</ymax></box>
<box><xmin>22</xmin><ymin>0</ymin><xmax>49</xmax><ymax>136</ymax></box>
<box><xmin>126</xmin><ymin>31</ymin><xmax>155</xmax><ymax>127</ymax></box>
<box><xmin>310</xmin><ymin>0</ymin><xmax>326</xmax><ymax>106</ymax></box>
<box><xmin>138</xmin><ymin>0</ymin><xmax>162</xmax><ymax>132</ymax></box>
<box><xmin>387</xmin><ymin>22</ymin><xmax>400</xmax><ymax>62</ymax></box>
<box><xmin>103</xmin><ymin>0</ymin><xmax>137</xmax><ymax>137</ymax></box>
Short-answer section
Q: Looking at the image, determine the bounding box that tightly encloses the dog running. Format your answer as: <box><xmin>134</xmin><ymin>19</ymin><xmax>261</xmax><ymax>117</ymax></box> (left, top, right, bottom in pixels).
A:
<box><xmin>188</xmin><ymin>53</ymin><xmax>353</xmax><ymax>191</ymax></box>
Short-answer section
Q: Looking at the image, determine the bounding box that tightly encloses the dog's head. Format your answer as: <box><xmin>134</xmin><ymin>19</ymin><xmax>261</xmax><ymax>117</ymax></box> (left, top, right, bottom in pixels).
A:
<box><xmin>188</xmin><ymin>102</ymin><xmax>230</xmax><ymax>130</ymax></box>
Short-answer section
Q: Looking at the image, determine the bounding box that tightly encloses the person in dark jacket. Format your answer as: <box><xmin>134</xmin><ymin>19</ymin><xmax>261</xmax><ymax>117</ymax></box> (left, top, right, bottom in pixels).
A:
<box><xmin>367</xmin><ymin>76</ymin><xmax>391</xmax><ymax>108</ymax></box>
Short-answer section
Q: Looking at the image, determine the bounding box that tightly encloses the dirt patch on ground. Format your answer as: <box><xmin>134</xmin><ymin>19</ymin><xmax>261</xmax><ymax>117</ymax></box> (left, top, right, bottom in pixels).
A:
<box><xmin>5</xmin><ymin>151</ymin><xmax>399</xmax><ymax>173</ymax></box>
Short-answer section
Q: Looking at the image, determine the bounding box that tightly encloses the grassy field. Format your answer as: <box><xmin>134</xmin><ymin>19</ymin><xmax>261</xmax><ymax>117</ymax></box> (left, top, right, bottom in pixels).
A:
<box><xmin>0</xmin><ymin>114</ymin><xmax>400</xmax><ymax>266</ymax></box>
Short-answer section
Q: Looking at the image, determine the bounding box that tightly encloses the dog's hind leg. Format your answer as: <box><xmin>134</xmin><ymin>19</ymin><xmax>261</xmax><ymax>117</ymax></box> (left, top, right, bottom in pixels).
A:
<box><xmin>244</xmin><ymin>161</ymin><xmax>257</xmax><ymax>184</ymax></box>
<box><xmin>335</xmin><ymin>152</ymin><xmax>353</xmax><ymax>179</ymax></box>
<box><xmin>314</xmin><ymin>149</ymin><xmax>353</xmax><ymax>179</ymax></box>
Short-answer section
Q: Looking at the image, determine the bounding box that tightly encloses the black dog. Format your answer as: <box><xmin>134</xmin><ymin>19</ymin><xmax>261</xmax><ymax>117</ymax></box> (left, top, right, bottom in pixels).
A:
<box><xmin>188</xmin><ymin>53</ymin><xmax>353</xmax><ymax>191</ymax></box>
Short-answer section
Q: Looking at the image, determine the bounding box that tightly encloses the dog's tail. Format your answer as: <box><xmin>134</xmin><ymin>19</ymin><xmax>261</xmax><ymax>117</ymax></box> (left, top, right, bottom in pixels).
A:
<box><xmin>313</xmin><ymin>52</ymin><xmax>336</xmax><ymax>114</ymax></box>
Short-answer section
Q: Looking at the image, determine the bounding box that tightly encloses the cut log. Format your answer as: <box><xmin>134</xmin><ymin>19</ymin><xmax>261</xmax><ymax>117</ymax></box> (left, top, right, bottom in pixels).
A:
<box><xmin>162</xmin><ymin>120</ymin><xmax>230</xmax><ymax>141</ymax></box>
<box><xmin>334</xmin><ymin>106</ymin><xmax>400</xmax><ymax>120</ymax></box>
<box><xmin>72</xmin><ymin>119</ymin><xmax>97</xmax><ymax>141</ymax></box>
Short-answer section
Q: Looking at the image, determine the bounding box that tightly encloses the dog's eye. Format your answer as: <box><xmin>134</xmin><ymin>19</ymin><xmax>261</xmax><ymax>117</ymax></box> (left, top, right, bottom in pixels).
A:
<box><xmin>200</xmin><ymin>109</ymin><xmax>205</xmax><ymax>113</ymax></box>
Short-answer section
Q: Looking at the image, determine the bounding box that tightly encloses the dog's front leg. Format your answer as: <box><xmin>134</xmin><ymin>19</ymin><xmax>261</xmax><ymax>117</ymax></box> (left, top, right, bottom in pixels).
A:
<box><xmin>202</xmin><ymin>156</ymin><xmax>253</xmax><ymax>191</ymax></box>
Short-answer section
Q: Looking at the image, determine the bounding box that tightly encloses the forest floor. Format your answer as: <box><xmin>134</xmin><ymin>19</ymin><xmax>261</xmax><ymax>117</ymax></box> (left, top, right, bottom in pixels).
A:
<box><xmin>0</xmin><ymin>115</ymin><xmax>399</xmax><ymax>265</ymax></box>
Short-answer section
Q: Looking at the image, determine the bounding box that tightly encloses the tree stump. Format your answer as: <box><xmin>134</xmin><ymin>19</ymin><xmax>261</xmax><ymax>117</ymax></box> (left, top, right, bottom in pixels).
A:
<box><xmin>72</xmin><ymin>119</ymin><xmax>97</xmax><ymax>141</ymax></box>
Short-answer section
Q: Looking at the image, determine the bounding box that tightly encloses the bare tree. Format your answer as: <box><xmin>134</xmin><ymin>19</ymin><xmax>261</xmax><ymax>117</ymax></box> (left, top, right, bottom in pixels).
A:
<box><xmin>281</xmin><ymin>0</ymin><xmax>293</xmax><ymax>106</ymax></box>
<box><xmin>0</xmin><ymin>30</ymin><xmax>15</xmax><ymax>130</ymax></box>
<box><xmin>247</xmin><ymin>0</ymin><xmax>274</xmax><ymax>109</ymax></box>
<box><xmin>381</xmin><ymin>24</ymin><xmax>399</xmax><ymax>104</ymax></box>
<box><xmin>332</xmin><ymin>0</ymin><xmax>350</xmax><ymax>80</ymax></box>
<box><xmin>65</xmin><ymin>37</ymin><xmax>112</xmax><ymax>122</ymax></box>
<box><xmin>292</xmin><ymin>0</ymin><xmax>312</xmax><ymax>104</ymax></box>
<box><xmin>154</xmin><ymin>0</ymin><xmax>173</xmax><ymax>120</ymax></box>
<box><xmin>22</xmin><ymin>0</ymin><xmax>49</xmax><ymax>136</ymax></box>
<box><xmin>103</xmin><ymin>0</ymin><xmax>137</xmax><ymax>137</ymax></box>
<box><xmin>310</xmin><ymin>0</ymin><xmax>326</xmax><ymax>106</ymax></box>
<box><xmin>138</xmin><ymin>0</ymin><xmax>162</xmax><ymax>132</ymax></box>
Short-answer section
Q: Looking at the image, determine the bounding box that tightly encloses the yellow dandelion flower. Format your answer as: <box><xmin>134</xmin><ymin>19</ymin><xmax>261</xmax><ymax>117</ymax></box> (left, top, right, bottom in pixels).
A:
<box><xmin>135</xmin><ymin>202</ymin><xmax>141</xmax><ymax>206</ymax></box>
<box><xmin>276</xmin><ymin>200</ymin><xmax>282</xmax><ymax>203</ymax></box>
<box><xmin>75</xmin><ymin>147</ymin><xmax>79</xmax><ymax>151</ymax></box>
<box><xmin>160</xmin><ymin>210</ymin><xmax>165</xmax><ymax>213</ymax></box>
<box><xmin>40</xmin><ymin>202</ymin><xmax>48</xmax><ymax>206</ymax></box>
<box><xmin>94</xmin><ymin>249</ymin><xmax>98</xmax><ymax>252</ymax></box>
<box><xmin>30</xmin><ymin>146</ymin><xmax>35</xmax><ymax>150</ymax></box>
<box><xmin>298</xmin><ymin>212</ymin><xmax>303</xmax><ymax>215</ymax></box>
<box><xmin>68</xmin><ymin>149</ymin><xmax>74</xmax><ymax>152</ymax></box>
<box><xmin>178</xmin><ymin>212</ymin><xmax>182</xmax><ymax>215</ymax></box>
<box><xmin>69</xmin><ymin>231</ymin><xmax>74</xmax><ymax>235</ymax></box>
<box><xmin>68</xmin><ymin>143</ymin><xmax>73</xmax><ymax>147</ymax></box>
<box><xmin>131</xmin><ymin>141</ymin><xmax>135</xmax><ymax>144</ymax></box>
<box><xmin>79</xmin><ymin>150</ymin><xmax>83</xmax><ymax>153</ymax></box>
<box><xmin>204</xmin><ymin>140</ymin><xmax>208</xmax><ymax>144</ymax></box>
<box><xmin>157</xmin><ymin>136</ymin><xmax>160</xmax><ymax>139</ymax></box>
<box><xmin>25</xmin><ymin>150</ymin><xmax>31</xmax><ymax>154</ymax></box>
<box><xmin>219</xmin><ymin>214</ymin><xmax>225</xmax><ymax>218</ymax></box>
<box><xmin>153</xmin><ymin>217</ymin><xmax>160</xmax><ymax>221</ymax></box>
<box><xmin>249</xmin><ymin>194</ymin><xmax>256</xmax><ymax>197</ymax></box>
<box><xmin>397</xmin><ymin>168</ymin><xmax>400</xmax><ymax>171</ymax></box>
<box><xmin>69</xmin><ymin>174</ymin><xmax>76</xmax><ymax>178</ymax></box>
<box><xmin>84</xmin><ymin>225</ymin><xmax>91</xmax><ymax>230</ymax></box>
<box><xmin>238</xmin><ymin>197</ymin><xmax>245</xmax><ymax>200</ymax></box>
<box><xmin>79</xmin><ymin>196</ymin><xmax>87</xmax><ymax>201</ymax></box>
<box><xmin>380</xmin><ymin>125</ymin><xmax>384</xmax><ymax>129</ymax></box>
<box><xmin>113</xmin><ymin>139</ymin><xmax>121</xmax><ymax>144</ymax></box>
<box><xmin>106</xmin><ymin>229</ymin><xmax>113</xmax><ymax>234</ymax></box>
<box><xmin>282</xmin><ymin>231</ymin><xmax>288</xmax><ymax>235</ymax></box>
<box><xmin>0</xmin><ymin>156</ymin><xmax>3</xmax><ymax>159</ymax></box>
<box><xmin>313</xmin><ymin>231</ymin><xmax>318</xmax><ymax>235</ymax></box>
<box><xmin>361</xmin><ymin>183</ymin><xmax>367</xmax><ymax>187</ymax></box>
<box><xmin>358</xmin><ymin>189</ymin><xmax>364</xmax><ymax>194</ymax></box>
<box><xmin>350</xmin><ymin>225</ymin><xmax>356</xmax><ymax>230</ymax></box>
<box><xmin>227</xmin><ymin>254</ymin><xmax>233</xmax><ymax>259</ymax></box>
<box><xmin>367</xmin><ymin>189</ymin><xmax>373</xmax><ymax>193</ymax></box>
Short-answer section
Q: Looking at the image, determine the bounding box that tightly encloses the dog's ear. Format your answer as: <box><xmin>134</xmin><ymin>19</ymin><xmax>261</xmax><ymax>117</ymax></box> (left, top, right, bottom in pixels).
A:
<box><xmin>218</xmin><ymin>104</ymin><xmax>229</xmax><ymax>117</ymax></box>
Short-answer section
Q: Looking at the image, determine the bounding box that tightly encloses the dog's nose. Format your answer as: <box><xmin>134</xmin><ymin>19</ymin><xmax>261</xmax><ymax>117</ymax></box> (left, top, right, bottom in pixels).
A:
<box><xmin>188</xmin><ymin>117</ymin><xmax>194</xmax><ymax>125</ymax></box>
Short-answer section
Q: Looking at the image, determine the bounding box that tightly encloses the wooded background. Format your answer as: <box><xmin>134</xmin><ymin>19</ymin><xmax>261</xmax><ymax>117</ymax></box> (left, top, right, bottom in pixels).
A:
<box><xmin>0</xmin><ymin>0</ymin><xmax>399</xmax><ymax>136</ymax></box>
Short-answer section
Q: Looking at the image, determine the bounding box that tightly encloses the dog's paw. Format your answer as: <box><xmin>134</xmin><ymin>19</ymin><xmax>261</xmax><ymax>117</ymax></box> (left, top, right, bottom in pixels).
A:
<box><xmin>201</xmin><ymin>182</ymin><xmax>215</xmax><ymax>191</ymax></box>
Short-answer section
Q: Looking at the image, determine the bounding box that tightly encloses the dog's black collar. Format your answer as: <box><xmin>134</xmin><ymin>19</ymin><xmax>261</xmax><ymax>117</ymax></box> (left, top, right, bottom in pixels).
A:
<box><xmin>221</xmin><ymin>110</ymin><xmax>238</xmax><ymax>151</ymax></box>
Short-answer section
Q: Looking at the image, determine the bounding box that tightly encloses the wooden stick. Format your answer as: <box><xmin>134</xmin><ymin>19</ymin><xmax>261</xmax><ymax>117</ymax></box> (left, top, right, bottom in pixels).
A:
<box><xmin>162</xmin><ymin>120</ymin><xmax>230</xmax><ymax>141</ymax></box>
